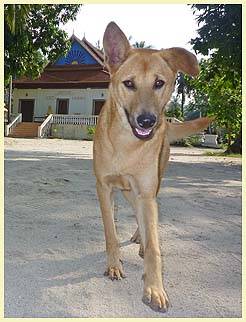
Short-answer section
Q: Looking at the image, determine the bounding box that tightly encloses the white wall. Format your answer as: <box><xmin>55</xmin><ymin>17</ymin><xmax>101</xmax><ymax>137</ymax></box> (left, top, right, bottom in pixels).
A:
<box><xmin>12</xmin><ymin>88</ymin><xmax>108</xmax><ymax>118</ymax></box>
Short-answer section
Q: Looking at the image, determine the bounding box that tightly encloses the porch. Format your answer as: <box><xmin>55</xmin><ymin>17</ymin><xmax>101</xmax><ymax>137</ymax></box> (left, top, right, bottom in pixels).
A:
<box><xmin>6</xmin><ymin>114</ymin><xmax>180</xmax><ymax>140</ymax></box>
<box><xmin>6</xmin><ymin>114</ymin><xmax>99</xmax><ymax>139</ymax></box>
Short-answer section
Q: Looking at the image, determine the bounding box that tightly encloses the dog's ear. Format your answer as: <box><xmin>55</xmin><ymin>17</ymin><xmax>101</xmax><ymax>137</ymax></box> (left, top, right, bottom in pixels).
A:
<box><xmin>103</xmin><ymin>21</ymin><xmax>131</xmax><ymax>74</ymax></box>
<box><xmin>160</xmin><ymin>47</ymin><xmax>199</xmax><ymax>77</ymax></box>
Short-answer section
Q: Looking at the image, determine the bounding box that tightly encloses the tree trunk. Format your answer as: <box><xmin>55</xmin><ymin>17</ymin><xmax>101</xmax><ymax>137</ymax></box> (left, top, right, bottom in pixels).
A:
<box><xmin>181</xmin><ymin>91</ymin><xmax>185</xmax><ymax>118</ymax></box>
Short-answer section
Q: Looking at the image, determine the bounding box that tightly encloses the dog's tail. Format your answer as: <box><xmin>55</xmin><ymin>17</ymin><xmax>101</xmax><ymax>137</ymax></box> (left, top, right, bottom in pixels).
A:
<box><xmin>167</xmin><ymin>116</ymin><xmax>215</xmax><ymax>143</ymax></box>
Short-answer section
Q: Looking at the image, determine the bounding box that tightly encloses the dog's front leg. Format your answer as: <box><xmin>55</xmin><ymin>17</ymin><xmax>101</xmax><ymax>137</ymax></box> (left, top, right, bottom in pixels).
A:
<box><xmin>96</xmin><ymin>181</ymin><xmax>125</xmax><ymax>280</ymax></box>
<box><xmin>136</xmin><ymin>196</ymin><xmax>169</xmax><ymax>312</ymax></box>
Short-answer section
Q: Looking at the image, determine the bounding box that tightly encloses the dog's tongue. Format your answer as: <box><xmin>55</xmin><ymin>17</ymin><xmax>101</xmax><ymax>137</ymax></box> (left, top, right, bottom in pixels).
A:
<box><xmin>135</xmin><ymin>128</ymin><xmax>152</xmax><ymax>136</ymax></box>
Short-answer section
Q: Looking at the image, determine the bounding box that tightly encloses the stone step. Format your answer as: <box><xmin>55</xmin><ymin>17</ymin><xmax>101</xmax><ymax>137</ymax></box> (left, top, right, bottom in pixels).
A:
<box><xmin>9</xmin><ymin>122</ymin><xmax>41</xmax><ymax>138</ymax></box>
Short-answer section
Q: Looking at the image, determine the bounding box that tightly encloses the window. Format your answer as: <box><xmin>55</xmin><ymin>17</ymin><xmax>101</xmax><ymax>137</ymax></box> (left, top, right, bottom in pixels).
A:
<box><xmin>57</xmin><ymin>99</ymin><xmax>69</xmax><ymax>114</ymax></box>
<box><xmin>93</xmin><ymin>100</ymin><xmax>105</xmax><ymax>115</ymax></box>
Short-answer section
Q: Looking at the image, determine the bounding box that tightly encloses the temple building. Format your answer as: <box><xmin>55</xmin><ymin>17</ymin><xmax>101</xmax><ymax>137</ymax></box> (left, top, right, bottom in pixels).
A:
<box><xmin>12</xmin><ymin>35</ymin><xmax>110</xmax><ymax>123</ymax></box>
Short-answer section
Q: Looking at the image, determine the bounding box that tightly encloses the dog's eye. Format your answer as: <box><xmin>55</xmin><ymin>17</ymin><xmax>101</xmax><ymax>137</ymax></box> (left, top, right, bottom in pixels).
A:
<box><xmin>153</xmin><ymin>79</ymin><xmax>165</xmax><ymax>89</ymax></box>
<box><xmin>123</xmin><ymin>80</ymin><xmax>136</xmax><ymax>90</ymax></box>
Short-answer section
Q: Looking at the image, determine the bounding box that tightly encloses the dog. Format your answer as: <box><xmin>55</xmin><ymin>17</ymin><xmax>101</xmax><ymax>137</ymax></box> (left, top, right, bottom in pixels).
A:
<box><xmin>93</xmin><ymin>22</ymin><xmax>213</xmax><ymax>312</ymax></box>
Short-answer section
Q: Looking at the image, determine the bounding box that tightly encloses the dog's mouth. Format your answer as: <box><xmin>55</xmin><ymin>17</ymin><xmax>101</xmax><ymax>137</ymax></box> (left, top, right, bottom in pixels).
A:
<box><xmin>132</xmin><ymin>127</ymin><xmax>154</xmax><ymax>140</ymax></box>
<box><xmin>124</xmin><ymin>109</ymin><xmax>154</xmax><ymax>140</ymax></box>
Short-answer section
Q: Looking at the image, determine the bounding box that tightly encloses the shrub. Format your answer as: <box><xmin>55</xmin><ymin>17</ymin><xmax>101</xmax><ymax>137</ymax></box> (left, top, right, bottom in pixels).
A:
<box><xmin>171</xmin><ymin>134</ymin><xmax>204</xmax><ymax>147</ymax></box>
<box><xmin>87</xmin><ymin>126</ymin><xmax>96</xmax><ymax>140</ymax></box>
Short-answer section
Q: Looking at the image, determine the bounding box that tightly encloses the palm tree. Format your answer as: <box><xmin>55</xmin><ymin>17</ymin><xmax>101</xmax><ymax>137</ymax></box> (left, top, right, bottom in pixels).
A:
<box><xmin>176</xmin><ymin>73</ymin><xmax>185</xmax><ymax>117</ymax></box>
<box><xmin>176</xmin><ymin>73</ymin><xmax>192</xmax><ymax>118</ymax></box>
<box><xmin>4</xmin><ymin>4</ymin><xmax>31</xmax><ymax>34</ymax></box>
<box><xmin>132</xmin><ymin>41</ymin><xmax>152</xmax><ymax>49</ymax></box>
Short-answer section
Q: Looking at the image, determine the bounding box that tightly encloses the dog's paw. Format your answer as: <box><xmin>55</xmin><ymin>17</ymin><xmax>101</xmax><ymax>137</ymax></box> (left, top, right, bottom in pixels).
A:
<box><xmin>142</xmin><ymin>286</ymin><xmax>169</xmax><ymax>312</ymax></box>
<box><xmin>130</xmin><ymin>229</ymin><xmax>141</xmax><ymax>244</ymax></box>
<box><xmin>104</xmin><ymin>264</ymin><xmax>126</xmax><ymax>281</ymax></box>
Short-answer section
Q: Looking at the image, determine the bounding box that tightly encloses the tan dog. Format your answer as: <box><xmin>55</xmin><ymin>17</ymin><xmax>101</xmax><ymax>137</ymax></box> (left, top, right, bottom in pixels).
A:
<box><xmin>93</xmin><ymin>22</ymin><xmax>213</xmax><ymax>312</ymax></box>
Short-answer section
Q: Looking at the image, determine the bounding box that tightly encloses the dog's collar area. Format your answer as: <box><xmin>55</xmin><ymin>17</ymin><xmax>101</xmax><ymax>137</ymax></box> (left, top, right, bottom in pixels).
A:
<box><xmin>124</xmin><ymin>108</ymin><xmax>154</xmax><ymax>140</ymax></box>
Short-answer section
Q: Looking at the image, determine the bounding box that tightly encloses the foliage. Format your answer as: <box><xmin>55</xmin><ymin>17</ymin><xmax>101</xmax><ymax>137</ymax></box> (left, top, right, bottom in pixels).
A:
<box><xmin>4</xmin><ymin>4</ymin><xmax>81</xmax><ymax>85</ymax></box>
<box><xmin>175</xmin><ymin>73</ymin><xmax>193</xmax><ymax>117</ymax></box>
<box><xmin>188</xmin><ymin>4</ymin><xmax>242</xmax><ymax>152</ymax></box>
<box><xmin>187</xmin><ymin>58</ymin><xmax>241</xmax><ymax>148</ymax></box>
<box><xmin>186</xmin><ymin>135</ymin><xmax>204</xmax><ymax>147</ymax></box>
<box><xmin>165</xmin><ymin>96</ymin><xmax>183</xmax><ymax>120</ymax></box>
<box><xmin>87</xmin><ymin>126</ymin><xmax>96</xmax><ymax>140</ymax></box>
<box><xmin>5</xmin><ymin>4</ymin><xmax>31</xmax><ymax>34</ymax></box>
<box><xmin>127</xmin><ymin>35</ymin><xmax>152</xmax><ymax>49</ymax></box>
<box><xmin>171</xmin><ymin>134</ymin><xmax>204</xmax><ymax>148</ymax></box>
<box><xmin>190</xmin><ymin>4</ymin><xmax>242</xmax><ymax>74</ymax></box>
<box><xmin>204</xmin><ymin>151</ymin><xmax>241</xmax><ymax>158</ymax></box>
<box><xmin>132</xmin><ymin>41</ymin><xmax>152</xmax><ymax>48</ymax></box>
<box><xmin>184</xmin><ymin>89</ymin><xmax>208</xmax><ymax>120</ymax></box>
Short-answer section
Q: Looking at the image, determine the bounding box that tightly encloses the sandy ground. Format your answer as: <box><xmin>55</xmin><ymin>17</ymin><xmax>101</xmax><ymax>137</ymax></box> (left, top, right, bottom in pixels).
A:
<box><xmin>4</xmin><ymin>138</ymin><xmax>242</xmax><ymax>318</ymax></box>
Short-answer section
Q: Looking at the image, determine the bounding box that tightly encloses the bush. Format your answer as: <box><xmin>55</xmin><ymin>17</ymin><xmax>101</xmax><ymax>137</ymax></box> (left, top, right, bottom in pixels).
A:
<box><xmin>186</xmin><ymin>134</ymin><xmax>204</xmax><ymax>147</ymax></box>
<box><xmin>87</xmin><ymin>126</ymin><xmax>96</xmax><ymax>140</ymax></box>
<box><xmin>171</xmin><ymin>134</ymin><xmax>204</xmax><ymax>147</ymax></box>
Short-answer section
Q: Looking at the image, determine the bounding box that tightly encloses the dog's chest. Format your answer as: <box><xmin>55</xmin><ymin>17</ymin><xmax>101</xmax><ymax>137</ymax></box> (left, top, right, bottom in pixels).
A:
<box><xmin>104</xmin><ymin>141</ymin><xmax>165</xmax><ymax>191</ymax></box>
<box><xmin>111</xmin><ymin>145</ymin><xmax>158</xmax><ymax>174</ymax></box>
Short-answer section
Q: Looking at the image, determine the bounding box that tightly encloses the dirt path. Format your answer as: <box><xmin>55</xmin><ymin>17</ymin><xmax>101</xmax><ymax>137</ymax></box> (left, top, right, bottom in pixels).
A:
<box><xmin>4</xmin><ymin>138</ymin><xmax>242</xmax><ymax>317</ymax></box>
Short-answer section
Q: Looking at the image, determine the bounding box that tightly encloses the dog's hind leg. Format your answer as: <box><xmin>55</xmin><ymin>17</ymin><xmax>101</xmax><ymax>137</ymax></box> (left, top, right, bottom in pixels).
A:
<box><xmin>122</xmin><ymin>190</ymin><xmax>144</xmax><ymax>258</ymax></box>
<box><xmin>97</xmin><ymin>181</ymin><xmax>125</xmax><ymax>280</ymax></box>
<box><xmin>130</xmin><ymin>227</ymin><xmax>141</xmax><ymax>244</ymax></box>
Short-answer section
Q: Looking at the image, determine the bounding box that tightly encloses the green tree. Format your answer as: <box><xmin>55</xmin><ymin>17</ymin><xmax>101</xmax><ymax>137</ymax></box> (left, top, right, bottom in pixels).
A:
<box><xmin>189</xmin><ymin>4</ymin><xmax>242</xmax><ymax>153</ymax></box>
<box><xmin>176</xmin><ymin>73</ymin><xmax>193</xmax><ymax>118</ymax></box>
<box><xmin>5</xmin><ymin>4</ymin><xmax>31</xmax><ymax>34</ymax></box>
<box><xmin>127</xmin><ymin>36</ymin><xmax>152</xmax><ymax>48</ymax></box>
<box><xmin>187</xmin><ymin>58</ymin><xmax>241</xmax><ymax>150</ymax></box>
<box><xmin>184</xmin><ymin>90</ymin><xmax>209</xmax><ymax>120</ymax></box>
<box><xmin>165</xmin><ymin>96</ymin><xmax>183</xmax><ymax>120</ymax></box>
<box><xmin>132</xmin><ymin>41</ymin><xmax>152</xmax><ymax>49</ymax></box>
<box><xmin>190</xmin><ymin>4</ymin><xmax>242</xmax><ymax>74</ymax></box>
<box><xmin>4</xmin><ymin>4</ymin><xmax>81</xmax><ymax>85</ymax></box>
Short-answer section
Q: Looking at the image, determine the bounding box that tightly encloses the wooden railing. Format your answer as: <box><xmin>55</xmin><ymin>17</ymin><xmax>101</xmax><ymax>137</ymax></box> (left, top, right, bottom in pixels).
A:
<box><xmin>6</xmin><ymin>113</ymin><xmax>22</xmax><ymax>136</ymax></box>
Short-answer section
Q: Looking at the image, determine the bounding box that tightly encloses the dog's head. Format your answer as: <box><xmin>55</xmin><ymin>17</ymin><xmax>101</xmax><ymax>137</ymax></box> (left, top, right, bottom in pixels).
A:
<box><xmin>103</xmin><ymin>22</ymin><xmax>199</xmax><ymax>140</ymax></box>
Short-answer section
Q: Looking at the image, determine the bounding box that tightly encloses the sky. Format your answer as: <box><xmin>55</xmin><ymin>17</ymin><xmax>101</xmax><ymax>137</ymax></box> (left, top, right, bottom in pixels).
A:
<box><xmin>62</xmin><ymin>4</ymin><xmax>200</xmax><ymax>53</ymax></box>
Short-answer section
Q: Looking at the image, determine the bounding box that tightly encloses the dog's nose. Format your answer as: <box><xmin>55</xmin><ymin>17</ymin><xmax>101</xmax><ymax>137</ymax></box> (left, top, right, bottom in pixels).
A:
<box><xmin>137</xmin><ymin>113</ymin><xmax>157</xmax><ymax>129</ymax></box>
